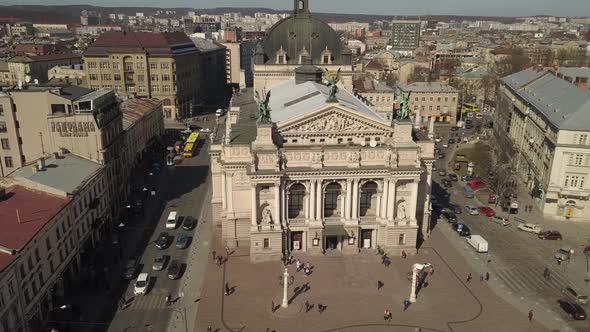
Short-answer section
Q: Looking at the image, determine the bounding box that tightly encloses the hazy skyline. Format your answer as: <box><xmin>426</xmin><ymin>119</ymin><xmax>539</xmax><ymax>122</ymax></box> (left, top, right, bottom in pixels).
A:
<box><xmin>1</xmin><ymin>0</ymin><xmax>590</xmax><ymax>17</ymax></box>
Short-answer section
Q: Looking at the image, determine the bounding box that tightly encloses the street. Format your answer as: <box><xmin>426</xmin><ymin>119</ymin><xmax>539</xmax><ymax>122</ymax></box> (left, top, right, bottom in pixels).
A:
<box><xmin>103</xmin><ymin>130</ymin><xmax>212</xmax><ymax>332</ymax></box>
<box><xmin>430</xmin><ymin>116</ymin><xmax>590</xmax><ymax>331</ymax></box>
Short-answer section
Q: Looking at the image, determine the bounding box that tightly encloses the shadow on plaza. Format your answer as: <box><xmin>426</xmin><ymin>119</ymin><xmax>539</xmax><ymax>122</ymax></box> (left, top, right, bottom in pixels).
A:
<box><xmin>87</xmin><ymin>160</ymin><xmax>211</xmax><ymax>332</ymax></box>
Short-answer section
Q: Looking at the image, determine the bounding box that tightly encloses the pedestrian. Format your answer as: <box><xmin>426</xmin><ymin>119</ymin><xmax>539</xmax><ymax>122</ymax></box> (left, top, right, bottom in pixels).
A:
<box><xmin>304</xmin><ymin>267</ymin><xmax>310</xmax><ymax>276</ymax></box>
<box><xmin>429</xmin><ymin>269</ymin><xmax>434</xmax><ymax>276</ymax></box>
<box><xmin>318</xmin><ymin>303</ymin><xmax>324</xmax><ymax>314</ymax></box>
<box><xmin>377</xmin><ymin>280</ymin><xmax>384</xmax><ymax>290</ymax></box>
<box><xmin>480</xmin><ymin>273</ymin><xmax>484</xmax><ymax>282</ymax></box>
<box><xmin>288</xmin><ymin>254</ymin><xmax>293</xmax><ymax>265</ymax></box>
<box><xmin>212</xmin><ymin>250</ymin><xmax>216</xmax><ymax>261</ymax></box>
<box><xmin>485</xmin><ymin>272</ymin><xmax>490</xmax><ymax>281</ymax></box>
<box><xmin>403</xmin><ymin>299</ymin><xmax>410</xmax><ymax>311</ymax></box>
<box><xmin>305</xmin><ymin>300</ymin><xmax>310</xmax><ymax>312</ymax></box>
<box><xmin>466</xmin><ymin>273</ymin><xmax>472</xmax><ymax>283</ymax></box>
<box><xmin>271</xmin><ymin>300</ymin><xmax>275</xmax><ymax>312</ymax></box>
<box><xmin>383</xmin><ymin>309</ymin><xmax>390</xmax><ymax>321</ymax></box>
<box><xmin>528</xmin><ymin>310</ymin><xmax>533</xmax><ymax>322</ymax></box>
<box><xmin>226</xmin><ymin>245</ymin><xmax>230</xmax><ymax>255</ymax></box>
<box><xmin>225</xmin><ymin>282</ymin><xmax>230</xmax><ymax>296</ymax></box>
<box><xmin>402</xmin><ymin>250</ymin><xmax>407</xmax><ymax>259</ymax></box>
<box><xmin>296</xmin><ymin>259</ymin><xmax>301</xmax><ymax>272</ymax></box>
<box><xmin>384</xmin><ymin>257</ymin><xmax>391</xmax><ymax>268</ymax></box>
<box><xmin>207</xmin><ymin>326</ymin><xmax>212</xmax><ymax>332</ymax></box>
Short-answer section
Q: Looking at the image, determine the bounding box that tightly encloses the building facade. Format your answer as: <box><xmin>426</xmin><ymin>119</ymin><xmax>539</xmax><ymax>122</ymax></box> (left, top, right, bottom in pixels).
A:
<box><xmin>252</xmin><ymin>0</ymin><xmax>354</xmax><ymax>95</ymax></box>
<box><xmin>398</xmin><ymin>82</ymin><xmax>460</xmax><ymax>126</ymax></box>
<box><xmin>210</xmin><ymin>67</ymin><xmax>434</xmax><ymax>262</ymax></box>
<box><xmin>494</xmin><ymin>67</ymin><xmax>590</xmax><ymax>221</ymax></box>
<box><xmin>352</xmin><ymin>78</ymin><xmax>395</xmax><ymax>120</ymax></box>
<box><xmin>391</xmin><ymin>20</ymin><xmax>421</xmax><ymax>52</ymax></box>
<box><xmin>1</xmin><ymin>54</ymin><xmax>82</xmax><ymax>85</ymax></box>
<box><xmin>220</xmin><ymin>42</ymin><xmax>246</xmax><ymax>89</ymax></box>
<box><xmin>84</xmin><ymin>31</ymin><xmax>200</xmax><ymax>121</ymax></box>
<box><xmin>121</xmin><ymin>98</ymin><xmax>165</xmax><ymax>170</ymax></box>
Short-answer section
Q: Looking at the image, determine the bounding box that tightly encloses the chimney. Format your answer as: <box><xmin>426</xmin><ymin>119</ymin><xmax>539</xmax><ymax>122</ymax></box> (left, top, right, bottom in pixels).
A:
<box><xmin>37</xmin><ymin>158</ymin><xmax>46</xmax><ymax>171</ymax></box>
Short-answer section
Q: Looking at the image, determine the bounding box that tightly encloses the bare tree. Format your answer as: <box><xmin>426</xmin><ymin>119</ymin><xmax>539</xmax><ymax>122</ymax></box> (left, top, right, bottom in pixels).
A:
<box><xmin>496</xmin><ymin>48</ymin><xmax>530</xmax><ymax>77</ymax></box>
<box><xmin>385</xmin><ymin>72</ymin><xmax>398</xmax><ymax>88</ymax></box>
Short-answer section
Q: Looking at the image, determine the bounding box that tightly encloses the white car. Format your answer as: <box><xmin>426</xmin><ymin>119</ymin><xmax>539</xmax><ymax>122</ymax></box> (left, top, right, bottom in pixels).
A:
<box><xmin>517</xmin><ymin>223</ymin><xmax>542</xmax><ymax>234</ymax></box>
<box><xmin>134</xmin><ymin>273</ymin><xmax>150</xmax><ymax>296</ymax></box>
<box><xmin>435</xmin><ymin>136</ymin><xmax>442</xmax><ymax>143</ymax></box>
<box><xmin>465</xmin><ymin>205</ymin><xmax>479</xmax><ymax>215</ymax></box>
<box><xmin>492</xmin><ymin>215</ymin><xmax>510</xmax><ymax>226</ymax></box>
<box><xmin>442</xmin><ymin>142</ymin><xmax>449</xmax><ymax>148</ymax></box>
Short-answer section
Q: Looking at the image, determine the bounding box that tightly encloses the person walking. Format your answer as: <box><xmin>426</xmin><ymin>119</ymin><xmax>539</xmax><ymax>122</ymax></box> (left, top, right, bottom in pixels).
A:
<box><xmin>296</xmin><ymin>260</ymin><xmax>301</xmax><ymax>272</ymax></box>
<box><xmin>466</xmin><ymin>273</ymin><xmax>472</xmax><ymax>283</ymax></box>
<box><xmin>479</xmin><ymin>273</ymin><xmax>484</xmax><ymax>282</ymax></box>
<box><xmin>528</xmin><ymin>310</ymin><xmax>533</xmax><ymax>322</ymax></box>
<box><xmin>377</xmin><ymin>280</ymin><xmax>384</xmax><ymax>290</ymax></box>
<box><xmin>485</xmin><ymin>272</ymin><xmax>490</xmax><ymax>281</ymax></box>
<box><xmin>402</xmin><ymin>250</ymin><xmax>407</xmax><ymax>259</ymax></box>
<box><xmin>207</xmin><ymin>326</ymin><xmax>212</xmax><ymax>332</ymax></box>
<box><xmin>212</xmin><ymin>250</ymin><xmax>216</xmax><ymax>261</ymax></box>
<box><xmin>225</xmin><ymin>282</ymin><xmax>230</xmax><ymax>296</ymax></box>
<box><xmin>403</xmin><ymin>299</ymin><xmax>410</xmax><ymax>311</ymax></box>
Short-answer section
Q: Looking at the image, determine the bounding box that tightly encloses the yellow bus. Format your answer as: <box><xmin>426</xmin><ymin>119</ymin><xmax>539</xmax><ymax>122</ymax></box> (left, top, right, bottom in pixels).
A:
<box><xmin>461</xmin><ymin>103</ymin><xmax>479</xmax><ymax>113</ymax></box>
<box><xmin>182</xmin><ymin>132</ymin><xmax>200</xmax><ymax>158</ymax></box>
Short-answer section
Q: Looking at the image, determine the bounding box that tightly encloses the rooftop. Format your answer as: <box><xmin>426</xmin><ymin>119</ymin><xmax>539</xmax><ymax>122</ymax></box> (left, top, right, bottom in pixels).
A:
<box><xmin>0</xmin><ymin>185</ymin><xmax>70</xmax><ymax>271</ymax></box>
<box><xmin>121</xmin><ymin>98</ymin><xmax>162</xmax><ymax>130</ymax></box>
<box><xmin>353</xmin><ymin>79</ymin><xmax>394</xmax><ymax>93</ymax></box>
<box><xmin>398</xmin><ymin>82</ymin><xmax>459</xmax><ymax>93</ymax></box>
<box><xmin>85</xmin><ymin>31</ymin><xmax>198</xmax><ymax>56</ymax></box>
<box><xmin>189</xmin><ymin>36</ymin><xmax>224</xmax><ymax>52</ymax></box>
<box><xmin>557</xmin><ymin>67</ymin><xmax>590</xmax><ymax>79</ymax></box>
<box><xmin>12</xmin><ymin>154</ymin><xmax>103</xmax><ymax>195</ymax></box>
<box><xmin>8</xmin><ymin>53</ymin><xmax>82</xmax><ymax>63</ymax></box>
<box><xmin>503</xmin><ymin>67</ymin><xmax>590</xmax><ymax>131</ymax></box>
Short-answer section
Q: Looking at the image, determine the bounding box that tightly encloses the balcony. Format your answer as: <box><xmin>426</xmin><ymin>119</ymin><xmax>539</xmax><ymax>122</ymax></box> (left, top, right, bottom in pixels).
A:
<box><xmin>288</xmin><ymin>219</ymin><xmax>306</xmax><ymax>226</ymax></box>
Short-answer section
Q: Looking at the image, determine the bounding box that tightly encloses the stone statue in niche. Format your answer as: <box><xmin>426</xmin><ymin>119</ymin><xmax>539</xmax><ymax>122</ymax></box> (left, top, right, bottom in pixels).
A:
<box><xmin>396</xmin><ymin>200</ymin><xmax>407</xmax><ymax>220</ymax></box>
<box><xmin>261</xmin><ymin>205</ymin><xmax>273</xmax><ymax>224</ymax></box>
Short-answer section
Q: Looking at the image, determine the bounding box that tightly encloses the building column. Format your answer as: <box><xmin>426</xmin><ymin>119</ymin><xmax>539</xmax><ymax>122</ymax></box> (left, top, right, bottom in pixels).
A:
<box><xmin>351</xmin><ymin>179</ymin><xmax>359</xmax><ymax>219</ymax></box>
<box><xmin>309</xmin><ymin>180</ymin><xmax>316</xmax><ymax>221</ymax></box>
<box><xmin>221</xmin><ymin>172</ymin><xmax>227</xmax><ymax>210</ymax></box>
<box><xmin>251</xmin><ymin>184</ymin><xmax>257</xmax><ymax>226</ymax></box>
<box><xmin>283</xmin><ymin>183</ymin><xmax>288</xmax><ymax>224</ymax></box>
<box><xmin>274</xmin><ymin>183</ymin><xmax>281</xmax><ymax>225</ymax></box>
<box><xmin>409</xmin><ymin>180</ymin><xmax>419</xmax><ymax>223</ymax></box>
<box><xmin>386</xmin><ymin>179</ymin><xmax>397</xmax><ymax>221</ymax></box>
<box><xmin>376</xmin><ymin>192</ymin><xmax>382</xmax><ymax>219</ymax></box>
<box><xmin>380</xmin><ymin>179</ymin><xmax>389</xmax><ymax>218</ymax></box>
<box><xmin>226</xmin><ymin>173</ymin><xmax>234</xmax><ymax>219</ymax></box>
<box><xmin>340</xmin><ymin>183</ymin><xmax>346</xmax><ymax>219</ymax></box>
<box><xmin>345</xmin><ymin>179</ymin><xmax>352</xmax><ymax>219</ymax></box>
<box><xmin>315</xmin><ymin>180</ymin><xmax>322</xmax><ymax>220</ymax></box>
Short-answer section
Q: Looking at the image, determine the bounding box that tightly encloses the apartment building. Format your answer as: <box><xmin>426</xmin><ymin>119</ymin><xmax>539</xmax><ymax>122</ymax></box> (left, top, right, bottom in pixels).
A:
<box><xmin>1</xmin><ymin>54</ymin><xmax>82</xmax><ymax>85</ymax></box>
<box><xmin>121</xmin><ymin>98</ymin><xmax>165</xmax><ymax>170</ymax></box>
<box><xmin>220</xmin><ymin>41</ymin><xmax>245</xmax><ymax>88</ymax></box>
<box><xmin>398</xmin><ymin>82</ymin><xmax>460</xmax><ymax>126</ymax></box>
<box><xmin>391</xmin><ymin>20</ymin><xmax>421</xmax><ymax>52</ymax></box>
<box><xmin>84</xmin><ymin>31</ymin><xmax>200</xmax><ymax>121</ymax></box>
<box><xmin>352</xmin><ymin>78</ymin><xmax>395</xmax><ymax>120</ymax></box>
<box><xmin>0</xmin><ymin>152</ymin><xmax>109</xmax><ymax>332</ymax></box>
<box><xmin>494</xmin><ymin>67</ymin><xmax>590</xmax><ymax>220</ymax></box>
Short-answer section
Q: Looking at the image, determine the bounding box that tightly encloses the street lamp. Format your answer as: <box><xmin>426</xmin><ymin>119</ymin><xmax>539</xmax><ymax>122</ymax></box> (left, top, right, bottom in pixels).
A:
<box><xmin>278</xmin><ymin>268</ymin><xmax>294</xmax><ymax>308</ymax></box>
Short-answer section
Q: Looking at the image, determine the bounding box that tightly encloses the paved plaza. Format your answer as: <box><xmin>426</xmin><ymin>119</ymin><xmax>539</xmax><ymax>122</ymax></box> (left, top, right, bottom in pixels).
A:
<box><xmin>194</xmin><ymin>227</ymin><xmax>548</xmax><ymax>332</ymax></box>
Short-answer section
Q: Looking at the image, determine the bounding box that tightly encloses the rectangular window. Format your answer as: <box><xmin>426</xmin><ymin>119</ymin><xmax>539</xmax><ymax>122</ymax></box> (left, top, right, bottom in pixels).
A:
<box><xmin>436</xmin><ymin>105</ymin><xmax>441</xmax><ymax>111</ymax></box>
<box><xmin>114</xmin><ymin>74</ymin><xmax>121</xmax><ymax>81</ymax></box>
<box><xmin>112</xmin><ymin>62</ymin><xmax>120</xmax><ymax>70</ymax></box>
<box><xmin>574</xmin><ymin>154</ymin><xmax>584</xmax><ymax>166</ymax></box>
<box><xmin>99</xmin><ymin>62</ymin><xmax>109</xmax><ymax>69</ymax></box>
<box><xmin>263</xmin><ymin>238</ymin><xmax>269</xmax><ymax>249</ymax></box>
<box><xmin>162</xmin><ymin>74</ymin><xmax>170</xmax><ymax>81</ymax></box>
<box><xmin>398</xmin><ymin>234</ymin><xmax>406</xmax><ymax>245</ymax></box>
<box><xmin>4</xmin><ymin>156</ymin><xmax>13</xmax><ymax>168</ymax></box>
<box><xmin>137</xmin><ymin>75</ymin><xmax>145</xmax><ymax>82</ymax></box>
<box><xmin>87</xmin><ymin>62</ymin><xmax>97</xmax><ymax>69</ymax></box>
<box><xmin>163</xmin><ymin>85</ymin><xmax>171</xmax><ymax>93</ymax></box>
<box><xmin>0</xmin><ymin>104</ymin><xmax>4</xmax><ymax>115</ymax></box>
<box><xmin>323</xmin><ymin>55</ymin><xmax>329</xmax><ymax>64</ymax></box>
<box><xmin>89</xmin><ymin>73</ymin><xmax>98</xmax><ymax>80</ymax></box>
<box><xmin>138</xmin><ymin>86</ymin><xmax>146</xmax><ymax>93</ymax></box>
<box><xmin>445</xmin><ymin>97</ymin><xmax>449</xmax><ymax>102</ymax></box>
<box><xmin>161</xmin><ymin>63</ymin><xmax>169</xmax><ymax>70</ymax></box>
<box><xmin>1</xmin><ymin>138</ymin><xmax>9</xmax><ymax>149</ymax></box>
<box><xmin>580</xmin><ymin>134</ymin><xmax>588</xmax><ymax>145</ymax></box>
<box><xmin>152</xmin><ymin>85</ymin><xmax>160</xmax><ymax>93</ymax></box>
<box><xmin>437</xmin><ymin>97</ymin><xmax>441</xmax><ymax>102</ymax></box>
<box><xmin>150</xmin><ymin>63</ymin><xmax>157</xmax><ymax>70</ymax></box>
<box><xmin>100</xmin><ymin>74</ymin><xmax>110</xmax><ymax>80</ymax></box>
<box><xmin>278</xmin><ymin>55</ymin><xmax>285</xmax><ymax>64</ymax></box>
<box><xmin>422</xmin><ymin>97</ymin><xmax>425</xmax><ymax>101</ymax></box>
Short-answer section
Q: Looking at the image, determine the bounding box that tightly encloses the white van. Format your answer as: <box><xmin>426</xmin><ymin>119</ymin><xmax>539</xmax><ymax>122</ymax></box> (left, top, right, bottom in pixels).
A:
<box><xmin>467</xmin><ymin>235</ymin><xmax>488</xmax><ymax>253</ymax></box>
<box><xmin>166</xmin><ymin>211</ymin><xmax>178</xmax><ymax>229</ymax></box>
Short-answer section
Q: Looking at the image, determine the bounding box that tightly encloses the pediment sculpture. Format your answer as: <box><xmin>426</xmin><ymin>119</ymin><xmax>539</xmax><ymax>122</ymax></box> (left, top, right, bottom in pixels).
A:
<box><xmin>282</xmin><ymin>112</ymin><xmax>378</xmax><ymax>133</ymax></box>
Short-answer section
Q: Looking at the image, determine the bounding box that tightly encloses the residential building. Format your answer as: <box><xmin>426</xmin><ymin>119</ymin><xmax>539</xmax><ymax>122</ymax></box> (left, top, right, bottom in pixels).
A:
<box><xmin>398</xmin><ymin>82</ymin><xmax>460</xmax><ymax>126</ymax></box>
<box><xmin>84</xmin><ymin>31</ymin><xmax>200</xmax><ymax>120</ymax></box>
<box><xmin>5</xmin><ymin>22</ymin><xmax>34</xmax><ymax>37</ymax></box>
<box><xmin>80</xmin><ymin>10</ymin><xmax>100</xmax><ymax>26</ymax></box>
<box><xmin>13</xmin><ymin>44</ymin><xmax>68</xmax><ymax>56</ymax></box>
<box><xmin>371</xmin><ymin>49</ymin><xmax>401</xmax><ymax>75</ymax></box>
<box><xmin>0</xmin><ymin>152</ymin><xmax>109</xmax><ymax>332</ymax></box>
<box><xmin>209</xmin><ymin>63</ymin><xmax>435</xmax><ymax>262</ymax></box>
<box><xmin>47</xmin><ymin>64</ymin><xmax>86</xmax><ymax>86</ymax></box>
<box><xmin>353</xmin><ymin>78</ymin><xmax>395</xmax><ymax>119</ymax></box>
<box><xmin>391</xmin><ymin>20</ymin><xmax>421</xmax><ymax>52</ymax></box>
<box><xmin>365</xmin><ymin>35</ymin><xmax>390</xmax><ymax>51</ymax></box>
<box><xmin>190</xmin><ymin>37</ymin><xmax>227</xmax><ymax>105</ymax></box>
<box><xmin>75</xmin><ymin>25</ymin><xmax>122</xmax><ymax>36</ymax></box>
<box><xmin>220</xmin><ymin>41</ymin><xmax>246</xmax><ymax>88</ymax></box>
<box><xmin>252</xmin><ymin>0</ymin><xmax>354</xmax><ymax>96</ymax></box>
<box><xmin>1</xmin><ymin>54</ymin><xmax>82</xmax><ymax>85</ymax></box>
<box><xmin>494</xmin><ymin>67</ymin><xmax>590</xmax><ymax>220</ymax></box>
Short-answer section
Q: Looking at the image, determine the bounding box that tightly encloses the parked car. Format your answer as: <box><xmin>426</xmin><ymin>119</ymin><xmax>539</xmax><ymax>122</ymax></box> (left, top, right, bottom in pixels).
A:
<box><xmin>167</xmin><ymin>259</ymin><xmax>182</xmax><ymax>280</ymax></box>
<box><xmin>461</xmin><ymin>174</ymin><xmax>476</xmax><ymax>181</ymax></box>
<box><xmin>558</xmin><ymin>300</ymin><xmax>587</xmax><ymax>320</ymax></box>
<box><xmin>449</xmin><ymin>173</ymin><xmax>459</xmax><ymax>182</ymax></box>
<box><xmin>122</xmin><ymin>259</ymin><xmax>139</xmax><ymax>280</ymax></box>
<box><xmin>442</xmin><ymin>211</ymin><xmax>458</xmax><ymax>223</ymax></box>
<box><xmin>438</xmin><ymin>153</ymin><xmax>445</xmax><ymax>159</ymax></box>
<box><xmin>182</xmin><ymin>216</ymin><xmax>196</xmax><ymax>230</ymax></box>
<box><xmin>452</xmin><ymin>205</ymin><xmax>463</xmax><ymax>214</ymax></box>
<box><xmin>563</xmin><ymin>287</ymin><xmax>589</xmax><ymax>305</ymax></box>
<box><xmin>448</xmin><ymin>138</ymin><xmax>456</xmax><ymax>144</ymax></box>
<box><xmin>452</xmin><ymin>223</ymin><xmax>471</xmax><ymax>237</ymax></box>
<box><xmin>453</xmin><ymin>163</ymin><xmax>461</xmax><ymax>171</ymax></box>
<box><xmin>466</xmin><ymin>124</ymin><xmax>474</xmax><ymax>129</ymax></box>
<box><xmin>438</xmin><ymin>170</ymin><xmax>447</xmax><ymax>177</ymax></box>
<box><xmin>492</xmin><ymin>215</ymin><xmax>510</xmax><ymax>226</ymax></box>
<box><xmin>538</xmin><ymin>230</ymin><xmax>562</xmax><ymax>240</ymax></box>
<box><xmin>175</xmin><ymin>233</ymin><xmax>190</xmax><ymax>249</ymax></box>
<box><xmin>442</xmin><ymin>142</ymin><xmax>449</xmax><ymax>148</ymax></box>
<box><xmin>478</xmin><ymin>206</ymin><xmax>496</xmax><ymax>217</ymax></box>
<box><xmin>155</xmin><ymin>232</ymin><xmax>170</xmax><ymax>249</ymax></box>
<box><xmin>451</xmin><ymin>126</ymin><xmax>459</xmax><ymax>131</ymax></box>
<box><xmin>465</xmin><ymin>205</ymin><xmax>479</xmax><ymax>215</ymax></box>
<box><xmin>517</xmin><ymin>223</ymin><xmax>542</xmax><ymax>234</ymax></box>
<box><xmin>435</xmin><ymin>136</ymin><xmax>442</xmax><ymax>143</ymax></box>
<box><xmin>555</xmin><ymin>247</ymin><xmax>572</xmax><ymax>261</ymax></box>
<box><xmin>442</xmin><ymin>179</ymin><xmax>452</xmax><ymax>188</ymax></box>
<box><xmin>152</xmin><ymin>254</ymin><xmax>167</xmax><ymax>271</ymax></box>
<box><xmin>134</xmin><ymin>273</ymin><xmax>150</xmax><ymax>296</ymax></box>
<box><xmin>465</xmin><ymin>119</ymin><xmax>473</xmax><ymax>125</ymax></box>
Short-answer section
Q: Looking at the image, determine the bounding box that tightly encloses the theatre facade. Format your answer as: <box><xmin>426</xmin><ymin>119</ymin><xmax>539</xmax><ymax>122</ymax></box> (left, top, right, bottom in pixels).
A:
<box><xmin>210</xmin><ymin>66</ymin><xmax>435</xmax><ymax>262</ymax></box>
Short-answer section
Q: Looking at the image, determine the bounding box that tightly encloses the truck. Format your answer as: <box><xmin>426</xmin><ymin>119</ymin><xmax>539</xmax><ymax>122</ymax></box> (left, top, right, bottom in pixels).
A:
<box><xmin>467</xmin><ymin>235</ymin><xmax>489</xmax><ymax>253</ymax></box>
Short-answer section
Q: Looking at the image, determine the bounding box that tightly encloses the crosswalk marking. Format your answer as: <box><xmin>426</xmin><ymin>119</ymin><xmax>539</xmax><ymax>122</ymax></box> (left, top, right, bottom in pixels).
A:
<box><xmin>494</xmin><ymin>267</ymin><xmax>569</xmax><ymax>295</ymax></box>
<box><xmin>126</xmin><ymin>294</ymin><xmax>167</xmax><ymax>310</ymax></box>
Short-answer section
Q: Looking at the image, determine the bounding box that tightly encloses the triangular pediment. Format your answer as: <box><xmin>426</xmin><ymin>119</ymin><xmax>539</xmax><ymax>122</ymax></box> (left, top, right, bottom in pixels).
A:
<box><xmin>278</xmin><ymin>107</ymin><xmax>392</xmax><ymax>134</ymax></box>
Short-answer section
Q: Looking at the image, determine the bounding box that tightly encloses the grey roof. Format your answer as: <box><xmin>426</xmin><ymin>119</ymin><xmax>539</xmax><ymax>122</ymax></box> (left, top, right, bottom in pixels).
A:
<box><xmin>502</xmin><ymin>68</ymin><xmax>590</xmax><ymax>131</ymax></box>
<box><xmin>268</xmin><ymin>80</ymin><xmax>390</xmax><ymax>125</ymax></box>
<box><xmin>16</xmin><ymin>84</ymin><xmax>93</xmax><ymax>101</ymax></box>
<box><xmin>0</xmin><ymin>61</ymin><xmax>7</xmax><ymax>72</ymax></box>
<box><xmin>398</xmin><ymin>82</ymin><xmax>458</xmax><ymax>93</ymax></box>
<box><xmin>455</xmin><ymin>66</ymin><xmax>490</xmax><ymax>78</ymax></box>
<box><xmin>557</xmin><ymin>67</ymin><xmax>590</xmax><ymax>79</ymax></box>
<box><xmin>189</xmin><ymin>37</ymin><xmax>223</xmax><ymax>52</ymax></box>
<box><xmin>12</xmin><ymin>154</ymin><xmax>103</xmax><ymax>194</ymax></box>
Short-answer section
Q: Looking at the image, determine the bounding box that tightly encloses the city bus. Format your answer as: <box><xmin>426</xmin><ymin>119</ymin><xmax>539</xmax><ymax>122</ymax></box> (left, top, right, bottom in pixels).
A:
<box><xmin>182</xmin><ymin>132</ymin><xmax>200</xmax><ymax>158</ymax></box>
<box><xmin>461</xmin><ymin>103</ymin><xmax>480</xmax><ymax>113</ymax></box>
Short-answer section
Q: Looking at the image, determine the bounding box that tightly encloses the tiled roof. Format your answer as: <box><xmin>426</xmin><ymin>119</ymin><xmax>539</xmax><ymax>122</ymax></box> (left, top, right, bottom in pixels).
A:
<box><xmin>503</xmin><ymin>67</ymin><xmax>590</xmax><ymax>130</ymax></box>
<box><xmin>353</xmin><ymin>79</ymin><xmax>394</xmax><ymax>93</ymax></box>
<box><xmin>121</xmin><ymin>98</ymin><xmax>162</xmax><ymax>130</ymax></box>
<box><xmin>85</xmin><ymin>31</ymin><xmax>198</xmax><ymax>56</ymax></box>
<box><xmin>398</xmin><ymin>82</ymin><xmax>458</xmax><ymax>93</ymax></box>
<box><xmin>0</xmin><ymin>185</ymin><xmax>70</xmax><ymax>271</ymax></box>
<box><xmin>365</xmin><ymin>60</ymin><xmax>383</xmax><ymax>70</ymax></box>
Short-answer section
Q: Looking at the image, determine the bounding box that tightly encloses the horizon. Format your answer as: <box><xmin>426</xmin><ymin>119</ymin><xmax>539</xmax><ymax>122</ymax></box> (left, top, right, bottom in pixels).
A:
<box><xmin>1</xmin><ymin>0</ymin><xmax>590</xmax><ymax>18</ymax></box>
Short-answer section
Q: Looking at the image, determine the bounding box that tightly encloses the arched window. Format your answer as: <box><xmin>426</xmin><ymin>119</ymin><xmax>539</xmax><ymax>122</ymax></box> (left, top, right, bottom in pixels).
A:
<box><xmin>299</xmin><ymin>0</ymin><xmax>304</xmax><ymax>10</ymax></box>
<box><xmin>163</xmin><ymin>98</ymin><xmax>172</xmax><ymax>106</ymax></box>
<box><xmin>288</xmin><ymin>183</ymin><xmax>305</xmax><ymax>219</ymax></box>
<box><xmin>324</xmin><ymin>183</ymin><xmax>342</xmax><ymax>217</ymax></box>
<box><xmin>360</xmin><ymin>181</ymin><xmax>378</xmax><ymax>216</ymax></box>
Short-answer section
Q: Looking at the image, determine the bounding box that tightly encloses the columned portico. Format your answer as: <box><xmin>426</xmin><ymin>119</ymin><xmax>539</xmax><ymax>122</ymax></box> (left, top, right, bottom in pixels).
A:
<box><xmin>386</xmin><ymin>179</ymin><xmax>397</xmax><ymax>221</ymax></box>
<box><xmin>351</xmin><ymin>179</ymin><xmax>359</xmax><ymax>222</ymax></box>
<box><xmin>251</xmin><ymin>184</ymin><xmax>257</xmax><ymax>226</ymax></box>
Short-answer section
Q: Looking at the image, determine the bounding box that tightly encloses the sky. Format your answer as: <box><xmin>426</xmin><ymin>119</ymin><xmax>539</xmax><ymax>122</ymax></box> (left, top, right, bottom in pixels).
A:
<box><xmin>1</xmin><ymin>0</ymin><xmax>590</xmax><ymax>17</ymax></box>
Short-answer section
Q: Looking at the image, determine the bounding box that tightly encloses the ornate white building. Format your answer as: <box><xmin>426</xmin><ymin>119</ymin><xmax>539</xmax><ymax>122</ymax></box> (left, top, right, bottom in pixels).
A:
<box><xmin>210</xmin><ymin>65</ymin><xmax>435</xmax><ymax>262</ymax></box>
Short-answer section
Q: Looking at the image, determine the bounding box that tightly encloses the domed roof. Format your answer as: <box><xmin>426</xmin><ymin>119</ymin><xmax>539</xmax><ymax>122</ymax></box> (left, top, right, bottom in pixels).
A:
<box><xmin>259</xmin><ymin>0</ymin><xmax>350</xmax><ymax>65</ymax></box>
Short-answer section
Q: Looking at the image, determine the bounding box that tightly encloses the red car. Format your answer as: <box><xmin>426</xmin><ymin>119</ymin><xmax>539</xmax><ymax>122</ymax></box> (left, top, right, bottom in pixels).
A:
<box><xmin>478</xmin><ymin>206</ymin><xmax>496</xmax><ymax>217</ymax></box>
<box><xmin>467</xmin><ymin>179</ymin><xmax>486</xmax><ymax>190</ymax></box>
<box><xmin>538</xmin><ymin>230</ymin><xmax>562</xmax><ymax>240</ymax></box>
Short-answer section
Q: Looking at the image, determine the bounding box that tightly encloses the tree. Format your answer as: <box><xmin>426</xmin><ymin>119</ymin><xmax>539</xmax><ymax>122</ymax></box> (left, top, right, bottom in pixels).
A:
<box><xmin>495</xmin><ymin>47</ymin><xmax>530</xmax><ymax>77</ymax></box>
<box><xmin>385</xmin><ymin>72</ymin><xmax>398</xmax><ymax>88</ymax></box>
